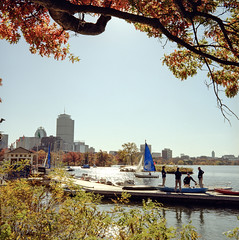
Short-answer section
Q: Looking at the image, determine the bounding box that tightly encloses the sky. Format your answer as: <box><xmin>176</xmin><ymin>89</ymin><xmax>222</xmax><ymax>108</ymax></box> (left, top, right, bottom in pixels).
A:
<box><xmin>0</xmin><ymin>18</ymin><xmax>239</xmax><ymax>158</ymax></box>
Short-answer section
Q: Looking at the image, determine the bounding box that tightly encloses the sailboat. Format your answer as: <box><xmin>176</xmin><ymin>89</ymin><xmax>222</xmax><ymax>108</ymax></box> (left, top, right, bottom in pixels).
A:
<box><xmin>134</xmin><ymin>142</ymin><xmax>159</xmax><ymax>178</ymax></box>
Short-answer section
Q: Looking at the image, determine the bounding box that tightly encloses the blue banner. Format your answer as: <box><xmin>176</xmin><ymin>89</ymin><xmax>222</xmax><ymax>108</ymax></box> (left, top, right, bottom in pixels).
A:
<box><xmin>47</xmin><ymin>145</ymin><xmax>51</xmax><ymax>169</ymax></box>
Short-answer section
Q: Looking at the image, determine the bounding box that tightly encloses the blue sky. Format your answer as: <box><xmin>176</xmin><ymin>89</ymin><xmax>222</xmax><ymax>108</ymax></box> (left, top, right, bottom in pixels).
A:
<box><xmin>0</xmin><ymin>18</ymin><xmax>238</xmax><ymax>157</ymax></box>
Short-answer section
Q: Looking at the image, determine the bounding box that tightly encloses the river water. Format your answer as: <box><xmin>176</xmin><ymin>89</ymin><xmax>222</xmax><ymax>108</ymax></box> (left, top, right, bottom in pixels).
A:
<box><xmin>71</xmin><ymin>165</ymin><xmax>239</xmax><ymax>240</ymax></box>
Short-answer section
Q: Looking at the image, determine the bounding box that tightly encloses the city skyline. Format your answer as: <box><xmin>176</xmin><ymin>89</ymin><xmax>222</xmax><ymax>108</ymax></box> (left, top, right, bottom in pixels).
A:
<box><xmin>1</xmin><ymin>18</ymin><xmax>238</xmax><ymax>158</ymax></box>
<box><xmin>1</xmin><ymin>116</ymin><xmax>238</xmax><ymax>158</ymax></box>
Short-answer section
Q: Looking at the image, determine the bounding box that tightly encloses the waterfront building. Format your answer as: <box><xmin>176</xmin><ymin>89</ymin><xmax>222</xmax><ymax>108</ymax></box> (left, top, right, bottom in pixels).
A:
<box><xmin>162</xmin><ymin>148</ymin><xmax>172</xmax><ymax>160</ymax></box>
<box><xmin>212</xmin><ymin>150</ymin><xmax>215</xmax><ymax>158</ymax></box>
<box><xmin>4</xmin><ymin>147</ymin><xmax>35</xmax><ymax>165</ymax></box>
<box><xmin>56</xmin><ymin>113</ymin><xmax>74</xmax><ymax>151</ymax></box>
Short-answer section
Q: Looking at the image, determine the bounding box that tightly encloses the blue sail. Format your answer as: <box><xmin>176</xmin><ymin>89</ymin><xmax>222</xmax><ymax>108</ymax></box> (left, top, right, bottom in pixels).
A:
<box><xmin>143</xmin><ymin>143</ymin><xmax>156</xmax><ymax>172</ymax></box>
<box><xmin>47</xmin><ymin>145</ymin><xmax>51</xmax><ymax>169</ymax></box>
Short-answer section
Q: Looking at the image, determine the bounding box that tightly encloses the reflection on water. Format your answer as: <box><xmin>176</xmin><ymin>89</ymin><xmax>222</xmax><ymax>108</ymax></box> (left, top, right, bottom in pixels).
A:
<box><xmin>71</xmin><ymin>165</ymin><xmax>239</xmax><ymax>240</ymax></box>
<box><xmin>98</xmin><ymin>202</ymin><xmax>239</xmax><ymax>240</ymax></box>
<box><xmin>164</xmin><ymin>206</ymin><xmax>239</xmax><ymax>240</ymax></box>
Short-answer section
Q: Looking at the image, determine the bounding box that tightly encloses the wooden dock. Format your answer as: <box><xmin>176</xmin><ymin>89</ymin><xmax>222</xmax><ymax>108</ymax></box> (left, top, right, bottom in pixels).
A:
<box><xmin>72</xmin><ymin>178</ymin><xmax>239</xmax><ymax>208</ymax></box>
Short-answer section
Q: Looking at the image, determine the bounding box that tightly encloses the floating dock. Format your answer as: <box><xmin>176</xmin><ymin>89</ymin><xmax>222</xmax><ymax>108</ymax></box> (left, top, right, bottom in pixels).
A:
<box><xmin>71</xmin><ymin>178</ymin><xmax>239</xmax><ymax>209</ymax></box>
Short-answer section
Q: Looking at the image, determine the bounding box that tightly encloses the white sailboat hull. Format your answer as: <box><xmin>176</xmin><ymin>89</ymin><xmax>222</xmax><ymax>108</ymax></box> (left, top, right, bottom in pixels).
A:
<box><xmin>134</xmin><ymin>173</ymin><xmax>159</xmax><ymax>178</ymax></box>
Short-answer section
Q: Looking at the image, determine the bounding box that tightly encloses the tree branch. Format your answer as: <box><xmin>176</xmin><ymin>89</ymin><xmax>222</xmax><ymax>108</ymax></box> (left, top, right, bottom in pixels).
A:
<box><xmin>49</xmin><ymin>9</ymin><xmax>111</xmax><ymax>35</ymax></box>
<box><xmin>32</xmin><ymin>0</ymin><xmax>239</xmax><ymax>67</ymax></box>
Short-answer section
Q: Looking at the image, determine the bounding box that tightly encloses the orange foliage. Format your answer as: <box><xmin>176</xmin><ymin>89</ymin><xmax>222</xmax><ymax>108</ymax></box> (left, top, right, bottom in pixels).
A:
<box><xmin>1</xmin><ymin>0</ymin><xmax>238</xmax><ymax>99</ymax></box>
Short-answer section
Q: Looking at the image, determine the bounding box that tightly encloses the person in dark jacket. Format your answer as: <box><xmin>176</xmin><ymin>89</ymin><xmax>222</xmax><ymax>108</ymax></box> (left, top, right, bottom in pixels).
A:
<box><xmin>183</xmin><ymin>173</ymin><xmax>197</xmax><ymax>187</ymax></box>
<box><xmin>162</xmin><ymin>166</ymin><xmax>166</xmax><ymax>186</ymax></box>
<box><xmin>198</xmin><ymin>167</ymin><xmax>204</xmax><ymax>188</ymax></box>
<box><xmin>175</xmin><ymin>167</ymin><xmax>182</xmax><ymax>192</ymax></box>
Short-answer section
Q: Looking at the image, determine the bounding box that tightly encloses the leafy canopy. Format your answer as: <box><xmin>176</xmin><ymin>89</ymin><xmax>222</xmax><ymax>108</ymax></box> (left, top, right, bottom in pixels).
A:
<box><xmin>1</xmin><ymin>0</ymin><xmax>239</xmax><ymax>116</ymax></box>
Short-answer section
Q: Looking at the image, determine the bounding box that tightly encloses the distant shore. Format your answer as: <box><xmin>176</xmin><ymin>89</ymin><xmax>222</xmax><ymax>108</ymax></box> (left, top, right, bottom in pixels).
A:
<box><xmin>155</xmin><ymin>165</ymin><xmax>193</xmax><ymax>174</ymax></box>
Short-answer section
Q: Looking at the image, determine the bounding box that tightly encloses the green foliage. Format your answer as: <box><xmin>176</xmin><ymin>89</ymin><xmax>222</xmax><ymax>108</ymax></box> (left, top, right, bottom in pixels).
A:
<box><xmin>0</xmin><ymin>159</ymin><xmax>30</xmax><ymax>175</ymax></box>
<box><xmin>179</xmin><ymin>222</ymin><xmax>200</xmax><ymax>240</ymax></box>
<box><xmin>1</xmin><ymin>170</ymin><xmax>238</xmax><ymax>239</ymax></box>
<box><xmin>118</xmin><ymin>142</ymin><xmax>139</xmax><ymax>165</ymax></box>
<box><xmin>224</xmin><ymin>217</ymin><xmax>239</xmax><ymax>240</ymax></box>
<box><xmin>111</xmin><ymin>199</ymin><xmax>176</xmax><ymax>239</ymax></box>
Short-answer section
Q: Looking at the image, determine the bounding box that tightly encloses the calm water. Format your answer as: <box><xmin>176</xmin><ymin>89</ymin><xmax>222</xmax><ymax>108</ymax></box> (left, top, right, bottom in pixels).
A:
<box><xmin>71</xmin><ymin>165</ymin><xmax>239</xmax><ymax>240</ymax></box>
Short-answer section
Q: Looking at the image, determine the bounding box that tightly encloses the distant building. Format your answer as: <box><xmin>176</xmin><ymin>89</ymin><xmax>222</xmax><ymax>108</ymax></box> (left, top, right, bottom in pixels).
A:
<box><xmin>212</xmin><ymin>151</ymin><xmax>215</xmax><ymax>158</ymax></box>
<box><xmin>162</xmin><ymin>148</ymin><xmax>172</xmax><ymax>160</ymax></box>
<box><xmin>0</xmin><ymin>134</ymin><xmax>8</xmax><ymax>149</ymax></box>
<box><xmin>140</xmin><ymin>144</ymin><xmax>152</xmax><ymax>153</ymax></box>
<box><xmin>74</xmin><ymin>141</ymin><xmax>95</xmax><ymax>153</ymax></box>
<box><xmin>4</xmin><ymin>147</ymin><xmax>35</xmax><ymax>179</ymax></box>
<box><xmin>16</xmin><ymin>136</ymin><xmax>41</xmax><ymax>150</ymax></box>
<box><xmin>4</xmin><ymin>147</ymin><xmax>35</xmax><ymax>165</ymax></box>
<box><xmin>109</xmin><ymin>151</ymin><xmax>118</xmax><ymax>155</ymax></box>
<box><xmin>74</xmin><ymin>141</ymin><xmax>87</xmax><ymax>152</ymax></box>
<box><xmin>88</xmin><ymin>147</ymin><xmax>95</xmax><ymax>153</ymax></box>
<box><xmin>15</xmin><ymin>127</ymin><xmax>48</xmax><ymax>151</ymax></box>
<box><xmin>35</xmin><ymin>126</ymin><xmax>47</xmax><ymax>138</ymax></box>
<box><xmin>56</xmin><ymin>113</ymin><xmax>74</xmax><ymax>151</ymax></box>
<box><xmin>180</xmin><ymin>154</ymin><xmax>190</xmax><ymax>160</ymax></box>
<box><xmin>39</xmin><ymin>135</ymin><xmax>63</xmax><ymax>152</ymax></box>
<box><xmin>152</xmin><ymin>152</ymin><xmax>161</xmax><ymax>158</ymax></box>
<box><xmin>222</xmin><ymin>155</ymin><xmax>238</xmax><ymax>161</ymax></box>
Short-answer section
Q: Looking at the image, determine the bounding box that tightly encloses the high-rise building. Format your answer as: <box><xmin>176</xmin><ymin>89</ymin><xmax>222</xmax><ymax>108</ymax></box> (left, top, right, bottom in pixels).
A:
<box><xmin>0</xmin><ymin>134</ymin><xmax>8</xmax><ymax>149</ymax></box>
<box><xmin>162</xmin><ymin>148</ymin><xmax>172</xmax><ymax>160</ymax></box>
<box><xmin>56</xmin><ymin>113</ymin><xmax>74</xmax><ymax>151</ymax></box>
<box><xmin>212</xmin><ymin>150</ymin><xmax>215</xmax><ymax>158</ymax></box>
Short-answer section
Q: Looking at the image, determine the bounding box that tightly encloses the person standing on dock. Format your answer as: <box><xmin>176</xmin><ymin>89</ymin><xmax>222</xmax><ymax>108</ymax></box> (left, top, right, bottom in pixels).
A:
<box><xmin>162</xmin><ymin>166</ymin><xmax>166</xmax><ymax>186</ymax></box>
<box><xmin>175</xmin><ymin>167</ymin><xmax>182</xmax><ymax>192</ymax></box>
<box><xmin>198</xmin><ymin>167</ymin><xmax>204</xmax><ymax>188</ymax></box>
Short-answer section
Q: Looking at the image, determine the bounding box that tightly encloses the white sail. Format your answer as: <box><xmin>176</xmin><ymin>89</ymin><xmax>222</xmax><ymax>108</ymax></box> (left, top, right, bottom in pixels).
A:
<box><xmin>135</xmin><ymin>155</ymin><xmax>144</xmax><ymax>172</ymax></box>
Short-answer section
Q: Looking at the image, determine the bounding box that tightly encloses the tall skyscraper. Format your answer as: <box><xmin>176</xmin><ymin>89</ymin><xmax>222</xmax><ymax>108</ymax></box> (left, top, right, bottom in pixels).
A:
<box><xmin>56</xmin><ymin>113</ymin><xmax>74</xmax><ymax>151</ymax></box>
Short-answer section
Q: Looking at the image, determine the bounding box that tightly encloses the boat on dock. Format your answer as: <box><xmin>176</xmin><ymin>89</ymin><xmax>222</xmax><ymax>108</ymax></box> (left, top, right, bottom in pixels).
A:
<box><xmin>159</xmin><ymin>187</ymin><xmax>208</xmax><ymax>193</ymax></box>
<box><xmin>82</xmin><ymin>164</ymin><xmax>90</xmax><ymax>169</ymax></box>
<box><xmin>66</xmin><ymin>166</ymin><xmax>74</xmax><ymax>171</ymax></box>
<box><xmin>214</xmin><ymin>188</ymin><xmax>239</xmax><ymax>195</ymax></box>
